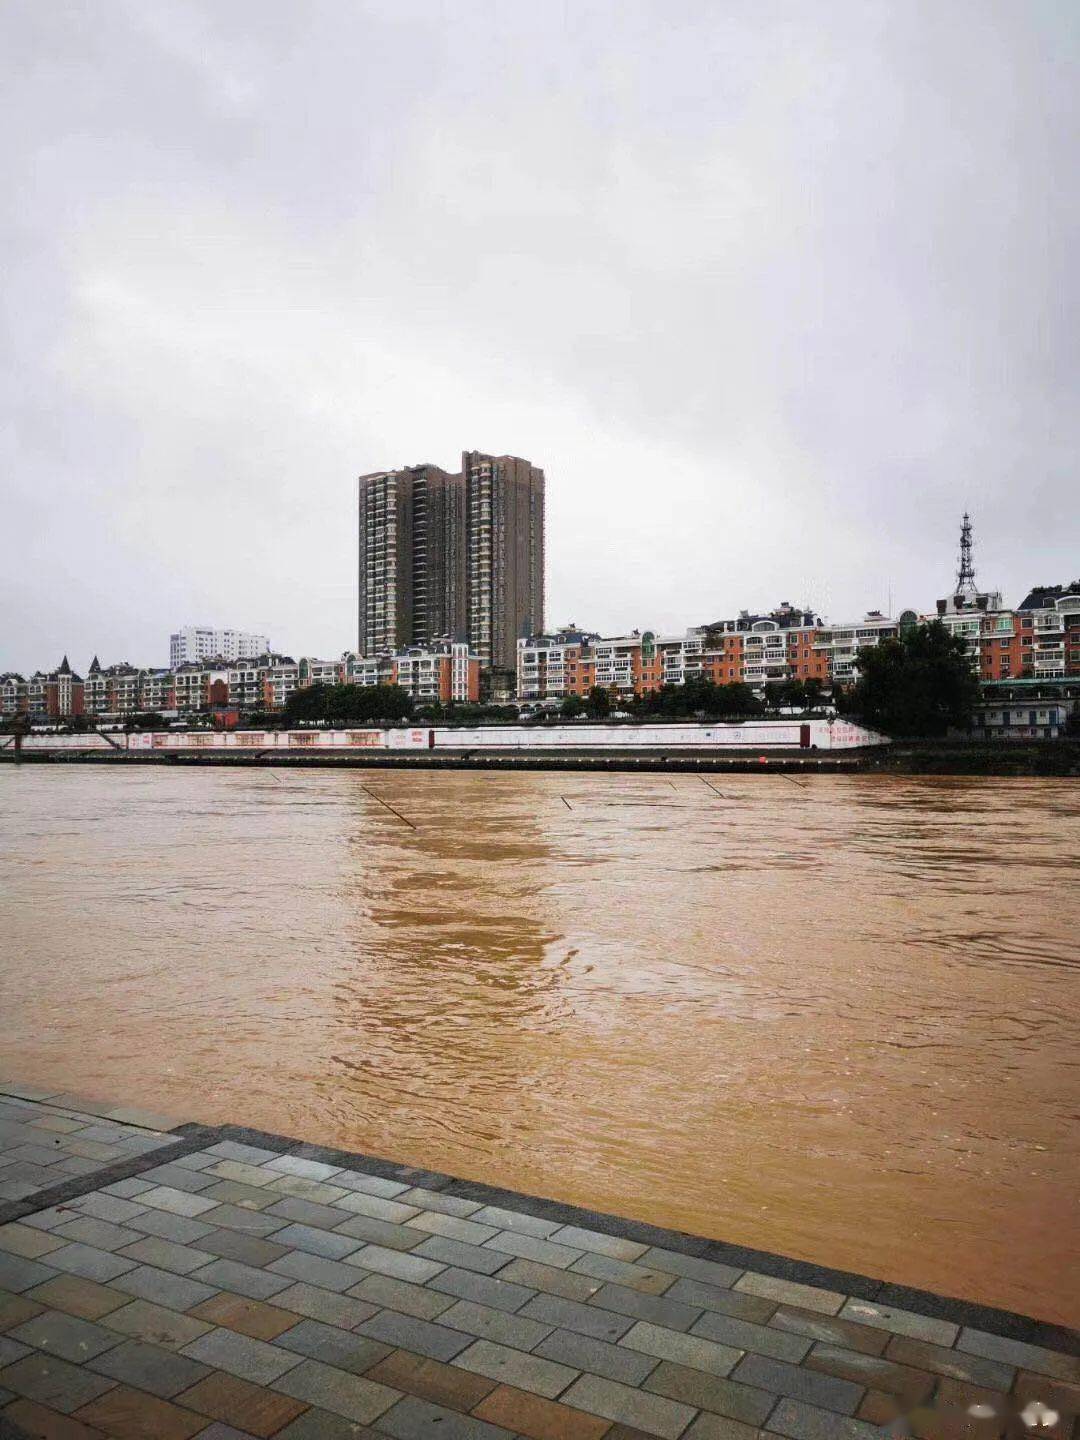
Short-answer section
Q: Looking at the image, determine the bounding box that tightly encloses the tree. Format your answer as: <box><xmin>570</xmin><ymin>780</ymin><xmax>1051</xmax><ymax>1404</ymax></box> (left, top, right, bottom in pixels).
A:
<box><xmin>850</xmin><ymin>620</ymin><xmax>979</xmax><ymax>736</ymax></box>
<box><xmin>803</xmin><ymin>678</ymin><xmax>824</xmax><ymax>711</ymax></box>
<box><xmin>586</xmin><ymin>686</ymin><xmax>612</xmax><ymax>718</ymax></box>
<box><xmin>560</xmin><ymin>694</ymin><xmax>585</xmax><ymax>718</ymax></box>
<box><xmin>283</xmin><ymin>682</ymin><xmax>329</xmax><ymax>724</ymax></box>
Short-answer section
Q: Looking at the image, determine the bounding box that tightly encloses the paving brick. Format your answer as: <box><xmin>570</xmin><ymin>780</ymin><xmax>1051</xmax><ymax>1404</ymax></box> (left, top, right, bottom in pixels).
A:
<box><xmin>25</xmin><ymin>1277</ymin><xmax>127</xmax><ymax>1326</ymax></box>
<box><xmin>189</xmin><ymin>1293</ymin><xmax>299</xmax><ymax>1342</ymax></box>
<box><xmin>10</xmin><ymin>1309</ymin><xmax>122</xmax><ymax>1364</ymax></box>
<box><xmin>482</xmin><ymin>1232</ymin><xmax>584</xmax><ymax>1271</ymax></box>
<box><xmin>196</xmin><ymin>1230</ymin><xmax>289</xmax><ymax>1268</ymax></box>
<box><xmin>0</xmin><ymin>1333</ymin><xmax>31</xmax><ymax>1367</ymax></box>
<box><xmin>666</xmin><ymin>1279</ymin><xmax>774</xmax><ymax>1324</ymax></box>
<box><xmin>115</xmin><ymin>1237</ymin><xmax>215</xmax><ymax>1276</ymax></box>
<box><xmin>472</xmin><ymin>1382</ymin><xmax>611</xmax><ymax>1440</ymax></box>
<box><xmin>108</xmin><ymin>1265</ymin><xmax>219</xmax><ymax>1312</ymax></box>
<box><xmin>0</xmin><ymin>1253</ymin><xmax>59</xmax><ymax>1293</ymax></box>
<box><xmin>103</xmin><ymin>1299</ymin><xmax>213</xmax><ymax>1351</ymax></box>
<box><xmin>410</xmin><ymin>1236</ymin><xmax>512</xmax><ymax>1276</ymax></box>
<box><xmin>266</xmin><ymin>1222</ymin><xmax>366</xmax><ymax>1261</ymax></box>
<box><xmin>197</xmin><ymin>1205</ymin><xmax>288</xmax><ymax>1238</ymax></box>
<box><xmin>349</xmin><ymin>1273</ymin><xmax>455</xmax><ymax>1322</ymax></box>
<box><xmin>50</xmin><ymin>1219</ymin><xmax>142</xmax><ymax>1254</ymax></box>
<box><xmin>135</xmin><ymin>1165</ymin><xmax>218</xmax><ymax>1194</ymax></box>
<box><xmin>559</xmin><ymin>1373</ymin><xmax>696</xmax><ymax>1439</ymax></box>
<box><xmin>331</xmin><ymin>1170</ymin><xmax>409</xmax><ymax>1200</ymax></box>
<box><xmin>803</xmin><ymin>1343</ymin><xmax>933</xmax><ymax>1403</ymax></box>
<box><xmin>188</xmin><ymin>1259</ymin><xmax>292</xmax><ymax>1302</ymax></box>
<box><xmin>468</xmin><ymin>1207</ymin><xmax>563</xmax><ymax>1238</ymax></box>
<box><xmin>440</xmin><ymin>1298</ymin><xmax>554</xmax><ymax>1351</ymax></box>
<box><xmin>101</xmin><ymin>1179</ymin><xmax>154</xmax><ymax>1199</ymax></box>
<box><xmin>0</xmin><ymin>1396</ymin><xmax>109</xmax><ymax>1439</ymax></box>
<box><xmin>204</xmin><ymin>1161</ymin><xmax>278</xmax><ymax>1189</ymax></box>
<box><xmin>569</xmin><ymin>1253</ymin><xmax>675</xmax><ymax>1294</ymax></box>
<box><xmin>0</xmin><ymin>1352</ymin><xmax>117</xmax><ymax>1413</ymax></box>
<box><xmin>496</xmin><ymin>1259</ymin><xmax>601</xmax><ymax>1304</ymax></box>
<box><xmin>536</xmin><ymin>1327</ymin><xmax>657</xmax><ymax>1386</ymax></box>
<box><xmin>405</xmin><ymin>1212</ymin><xmax>499</xmax><ymax>1248</ymax></box>
<box><xmin>957</xmin><ymin>1326</ymin><xmax>1080</xmax><ymax>1384</ymax></box>
<box><xmin>68</xmin><ymin>1196</ymin><xmax>148</xmax><ymax>1227</ymax></box>
<box><xmin>266</xmin><ymin>1251</ymin><xmax>368</xmax><ymax>1294</ymax></box>
<box><xmin>0</xmin><ymin>1224</ymin><xmax>67</xmax><ymax>1260</ymax></box>
<box><xmin>187</xmin><ymin>1424</ymin><xmax>261</xmax><ymax>1440</ymax></box>
<box><xmin>273</xmin><ymin>1281</ymin><xmax>379</xmax><ymax>1329</ymax></box>
<box><xmin>642</xmin><ymin>1358</ymin><xmax>776</xmax><ymax>1425</ymax></box>
<box><xmin>452</xmin><ymin>1338</ymin><xmax>578</xmax><ymax>1399</ymax></box>
<box><xmin>204</xmin><ymin>1143</ymin><xmax>282</xmax><ymax>1166</ymax></box>
<box><xmin>182</xmin><ymin>1326</ymin><xmax>304</xmax><ymax>1385</ymax></box>
<box><xmin>199</xmin><ymin>1182</ymin><xmax>280</xmax><ymax>1212</ymax></box>
<box><xmin>333</xmin><ymin>1214</ymin><xmax>428</xmax><ymax>1252</ymax></box>
<box><xmin>885</xmin><ymin>1333</ymin><xmax>1015</xmax><ymax>1390</ymax></box>
<box><xmin>265</xmin><ymin>1175</ymin><xmax>351</xmax><ymax>1205</ymax></box>
<box><xmin>640</xmin><ymin>1248</ymin><xmax>742</xmax><ymax>1288</ymax></box>
<box><xmin>1011</xmin><ymin>1367</ymin><xmax>1080</xmax><ymax>1423</ymax></box>
<box><xmin>123</xmin><ymin>1211</ymin><xmax>215</xmax><ymax>1246</ymax></box>
<box><xmin>16</xmin><ymin>1209</ymin><xmax>72</xmax><ymax>1234</ymax></box>
<box><xmin>271</xmin><ymin>1357</ymin><xmax>400</xmax><ymax>1422</ymax></box>
<box><xmin>692</xmin><ymin>1310</ymin><xmax>811</xmax><ymax>1363</ymax></box>
<box><xmin>620</xmin><ymin>1318</ymin><xmax>741</xmax><ymax>1377</ymax></box>
<box><xmin>763</xmin><ymin>1396</ymin><xmax>882</xmax><ymax>1439</ymax></box>
<box><xmin>519</xmin><ymin>1293</ymin><xmax>631</xmax><ymax>1343</ymax></box>
<box><xmin>357</xmin><ymin>1310</ymin><xmax>471</xmax><ymax>1363</ymax></box>
<box><xmin>73</xmin><ymin>1383</ymin><xmax>208</xmax><ymax>1439</ymax></box>
<box><xmin>587</xmin><ymin>1281</ymin><xmax>703</xmax><ymax>1333</ymax></box>
<box><xmin>767</xmin><ymin>1305</ymin><xmax>889</xmax><ymax>1357</ymax></box>
<box><xmin>364</xmin><ymin>1349</ymin><xmax>496</xmax><ymax>1411</ymax></box>
<box><xmin>274</xmin><ymin>1317</ymin><xmax>391</xmax><ymax>1374</ymax></box>
<box><xmin>47</xmin><ymin>1245</ymin><xmax>136</xmax><ymax>1285</ymax></box>
<box><xmin>838</xmin><ymin>1299</ymin><xmax>956</xmax><ymax>1347</ymax></box>
<box><xmin>349</xmin><ymin>1245</ymin><xmax>443</xmax><ymax>1285</ymax></box>
<box><xmin>266</xmin><ymin>1156</ymin><xmax>342</xmax><ymax>1183</ymax></box>
<box><xmin>86</xmin><ymin>1337</ymin><xmax>210</xmax><ymax>1397</ymax></box>
<box><xmin>397</xmin><ymin>1189</ymin><xmax>481</xmax><ymax>1218</ymax></box>
<box><xmin>128</xmin><ymin>1185</ymin><xmax>219</xmax><ymax>1218</ymax></box>
<box><xmin>264</xmin><ymin>1197</ymin><xmax>351</xmax><ymax>1230</ymax></box>
<box><xmin>683</xmin><ymin>1415</ymin><xmax>763</xmax><ymax>1439</ymax></box>
<box><xmin>172</xmin><ymin>1152</ymin><xmax>219</xmax><ymax>1170</ymax></box>
<box><xmin>274</xmin><ymin>1407</ymin><xmax>381</xmax><ymax>1439</ymax></box>
<box><xmin>731</xmin><ymin>1353</ymin><xmax>863</xmax><ymax>1415</ymax></box>
<box><xmin>332</xmin><ymin>1191</ymin><xmax>419</xmax><ymax>1224</ymax></box>
<box><xmin>377</xmin><ymin>1393</ymin><xmax>514</xmax><ymax>1439</ymax></box>
<box><xmin>541</xmin><ymin>1227</ymin><xmax>645</xmax><ymax>1264</ymax></box>
<box><xmin>177</xmin><ymin>1368</ymin><xmax>309</xmax><ymax>1437</ymax></box>
<box><xmin>734</xmin><ymin>1275</ymin><xmax>844</xmax><ymax>1317</ymax></box>
<box><xmin>0</xmin><ymin>1287</ymin><xmax>45</xmax><ymax>1331</ymax></box>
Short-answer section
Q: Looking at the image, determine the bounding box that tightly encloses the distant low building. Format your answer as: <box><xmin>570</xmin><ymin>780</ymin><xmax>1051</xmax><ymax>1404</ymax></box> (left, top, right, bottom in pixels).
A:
<box><xmin>169</xmin><ymin>626</ymin><xmax>269</xmax><ymax>668</ymax></box>
<box><xmin>27</xmin><ymin>657</ymin><xmax>84</xmax><ymax>718</ymax></box>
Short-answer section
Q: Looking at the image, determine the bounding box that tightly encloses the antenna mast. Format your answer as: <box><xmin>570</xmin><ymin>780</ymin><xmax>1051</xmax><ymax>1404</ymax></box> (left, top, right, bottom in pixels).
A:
<box><xmin>956</xmin><ymin>512</ymin><xmax>977</xmax><ymax>600</ymax></box>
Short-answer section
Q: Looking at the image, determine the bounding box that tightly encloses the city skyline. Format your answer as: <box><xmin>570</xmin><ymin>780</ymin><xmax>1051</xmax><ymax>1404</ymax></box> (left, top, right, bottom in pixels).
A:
<box><xmin>2</xmin><ymin>2</ymin><xmax>1078</xmax><ymax>675</ymax></box>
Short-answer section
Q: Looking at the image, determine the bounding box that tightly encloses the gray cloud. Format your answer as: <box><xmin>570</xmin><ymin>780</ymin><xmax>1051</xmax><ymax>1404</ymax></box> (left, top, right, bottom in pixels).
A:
<box><xmin>2</xmin><ymin>0</ymin><xmax>1077</xmax><ymax>673</ymax></box>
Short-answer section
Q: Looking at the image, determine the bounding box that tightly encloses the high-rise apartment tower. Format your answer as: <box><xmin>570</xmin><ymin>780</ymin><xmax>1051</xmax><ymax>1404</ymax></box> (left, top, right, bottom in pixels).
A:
<box><xmin>463</xmin><ymin>451</ymin><xmax>545</xmax><ymax>675</ymax></box>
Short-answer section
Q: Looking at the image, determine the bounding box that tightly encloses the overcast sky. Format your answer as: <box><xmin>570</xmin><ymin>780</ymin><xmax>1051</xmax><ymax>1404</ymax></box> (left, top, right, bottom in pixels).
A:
<box><xmin>2</xmin><ymin>0</ymin><xmax>1077</xmax><ymax>672</ymax></box>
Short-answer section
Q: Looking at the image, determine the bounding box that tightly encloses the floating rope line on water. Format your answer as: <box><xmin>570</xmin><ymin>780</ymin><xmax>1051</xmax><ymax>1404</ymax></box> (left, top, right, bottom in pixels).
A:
<box><xmin>362</xmin><ymin>787</ymin><xmax>417</xmax><ymax>829</ymax></box>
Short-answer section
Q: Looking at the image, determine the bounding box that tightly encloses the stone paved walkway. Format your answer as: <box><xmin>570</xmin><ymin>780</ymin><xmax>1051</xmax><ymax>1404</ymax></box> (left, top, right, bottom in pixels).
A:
<box><xmin>0</xmin><ymin>1085</ymin><xmax>1076</xmax><ymax>1439</ymax></box>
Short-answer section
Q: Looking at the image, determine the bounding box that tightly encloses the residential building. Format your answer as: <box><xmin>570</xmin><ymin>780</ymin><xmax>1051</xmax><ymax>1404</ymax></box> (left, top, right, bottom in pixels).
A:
<box><xmin>357</xmin><ymin>464</ymin><xmax>465</xmax><ymax>656</ymax></box>
<box><xmin>463</xmin><ymin>451</ymin><xmax>545</xmax><ymax>678</ymax></box>
<box><xmin>27</xmin><ymin>657</ymin><xmax>84</xmax><ymax>718</ymax></box>
<box><xmin>812</xmin><ymin>612</ymin><xmax>904</xmax><ymax>686</ymax></box>
<box><xmin>392</xmin><ymin>640</ymin><xmax>480</xmax><ymax>705</ymax></box>
<box><xmin>0</xmin><ymin>674</ymin><xmax>28</xmax><ymax>716</ymax></box>
<box><xmin>517</xmin><ymin>626</ymin><xmax>598</xmax><ymax>703</ymax></box>
<box><xmin>169</xmin><ymin>627</ymin><xmax>269</xmax><ymax>668</ymax></box>
<box><xmin>972</xmin><ymin>678</ymin><xmax>1079</xmax><ymax>740</ymax></box>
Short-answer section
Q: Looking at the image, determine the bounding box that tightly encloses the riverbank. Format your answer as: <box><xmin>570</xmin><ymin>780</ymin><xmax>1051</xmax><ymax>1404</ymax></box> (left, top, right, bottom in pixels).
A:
<box><xmin>1</xmin><ymin>1080</ymin><xmax>1076</xmax><ymax>1439</ymax></box>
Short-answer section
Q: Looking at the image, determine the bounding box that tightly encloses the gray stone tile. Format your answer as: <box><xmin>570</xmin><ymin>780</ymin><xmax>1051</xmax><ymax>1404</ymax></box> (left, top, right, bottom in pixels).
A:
<box><xmin>348</xmin><ymin>1244</ymin><xmax>443</xmax><ymax>1284</ymax></box>
<box><xmin>693</xmin><ymin>1309</ymin><xmax>813</xmax><ymax>1363</ymax></box>
<box><xmin>69</xmin><ymin>1193</ymin><xmax>149</xmax><ymax>1225</ymax></box>
<box><xmin>267</xmin><ymin>1251</ymin><xmax>369</xmax><ymax>1294</ymax></box>
<box><xmin>125</xmin><ymin>1209</ymin><xmax>216</xmax><ymax>1245</ymax></box>
<box><xmin>559</xmin><ymin>1372</ymin><xmax>696</xmax><ymax>1438</ymax></box>
<box><xmin>332</xmin><ymin>1190</ymin><xmax>419</xmax><ymax>1224</ymax></box>
<box><xmin>0</xmin><ymin>1336</ymin><xmax>30</xmax><ymax>1368</ymax></box>
<box><xmin>198</xmin><ymin>1203</ymin><xmax>289</xmax><ymax>1236</ymax></box>
<box><xmin>332</xmin><ymin>1213</ymin><xmax>427</xmax><ymax>1252</ymax></box>
<box><xmin>348</xmin><ymin>1272</ymin><xmax>456</xmax><ymax>1321</ymax></box>
<box><xmin>333</xmin><ymin>1170</ymin><xmax>409</xmax><ymax>1199</ymax></box>
<box><xmin>200</xmin><ymin>1180</ymin><xmax>281</xmax><ymax>1211</ymax></box>
<box><xmin>265</xmin><ymin>1175</ymin><xmax>352</xmax><ymax>1204</ymax></box>
<box><xmin>495</xmin><ymin>1258</ymin><xmax>601</xmax><ymax>1304</ymax></box>
<box><xmin>9</xmin><ymin>1307</ymin><xmax>122</xmax><ymax>1362</ymax></box>
<box><xmin>266</xmin><ymin>1155</ymin><xmax>342</xmax><ymax>1182</ymax></box>
<box><xmin>274</xmin><ymin>1317</ymin><xmax>392</xmax><ymax>1374</ymax></box>
<box><xmin>135</xmin><ymin>1163</ymin><xmax>218</xmax><ymax>1193</ymax></box>
<box><xmin>538</xmin><ymin>1326</ymin><xmax>658</xmax><ymax>1385</ymax></box>
<box><xmin>735</xmin><ymin>1274</ymin><xmax>844</xmax><ymax>1317</ymax></box>
<box><xmin>638</xmin><ymin>1247</ymin><xmax>742</xmax><ymax>1289</ymax></box>
<box><xmin>481</xmin><ymin>1230</ymin><xmax>586</xmax><ymax>1271</ymax></box>
<box><xmin>197</xmin><ymin>1228</ymin><xmax>289</xmax><ymax>1267</ymax></box>
<box><xmin>357</xmin><ymin>1309</ymin><xmax>471</xmax><ymax>1363</ymax></box>
<box><xmin>837</xmin><ymin>1298</ymin><xmax>957</xmax><ymax>1347</ymax></box>
<box><xmin>0</xmin><ymin>1223</ymin><xmax>66</xmax><ymax>1260</ymax></box>
<box><xmin>5</xmin><ymin>1145</ymin><xmax>69</xmax><ymax>1167</ymax></box>
<box><xmin>588</xmin><ymin>1280</ymin><xmax>704</xmax><ymax>1332</ymax></box>
<box><xmin>273</xmin><ymin>1222</ymin><xmax>365</xmax><ymax>1260</ymax></box>
<box><xmin>182</xmin><ymin>1324</ymin><xmax>305</xmax><ymax>1384</ymax></box>
<box><xmin>189</xmin><ymin>1258</ymin><xmax>293</xmax><ymax>1300</ymax></box>
<box><xmin>271</xmin><ymin>1356</ymin><xmax>401</xmax><ymax>1422</ymax></box>
<box><xmin>117</xmin><ymin>1236</ymin><xmax>216</xmax><ymax>1275</ymax></box>
<box><xmin>275</xmin><ymin>1406</ymin><xmax>382</xmax><ymax>1438</ymax></box>
<box><xmin>620</xmin><ymin>1318</ymin><xmax>742</xmax><ymax>1377</ymax></box>
<box><xmin>764</xmin><ymin>1397</ymin><xmax>882</xmax><ymax>1438</ymax></box>
<box><xmin>265</xmin><ymin>1196</ymin><xmax>353</xmax><ymax>1230</ymax></box>
<box><xmin>50</xmin><ymin>1217</ymin><xmax>142</xmax><ymax>1253</ymax></box>
<box><xmin>0</xmin><ymin>1350</ymin><xmax>118</xmax><ymax>1413</ymax></box>
<box><xmin>273</xmin><ymin>1282</ymin><xmax>380</xmax><ymax>1329</ymax></box>
<box><xmin>103</xmin><ymin>1298</ymin><xmax>213</xmax><ymax>1350</ymax></box>
<box><xmin>668</xmin><ymin>1277</ymin><xmax>776</xmax><ymax>1323</ymax></box>
<box><xmin>570</xmin><ymin>1252</ymin><xmax>675</xmax><ymax>1293</ymax></box>
<box><xmin>46</xmin><ymin>1243</ymin><xmax>136</xmax><ymax>1284</ymax></box>
<box><xmin>109</xmin><ymin>1263</ymin><xmax>220</xmax><ymax>1311</ymax></box>
<box><xmin>410</xmin><ymin>1235</ymin><xmax>511</xmax><ymax>1276</ymax></box>
<box><xmin>468</xmin><ymin>1206</ymin><xmax>562</xmax><ymax>1238</ymax></box>
<box><xmin>452</xmin><ymin>1337</ymin><xmax>578</xmax><ymax>1399</ymax></box>
<box><xmin>190</xmin><ymin>1426</ymin><xmax>261</xmax><ymax>1440</ymax></box>
<box><xmin>204</xmin><ymin>1159</ymin><xmax>279</xmax><ymax>1188</ymax></box>
<box><xmin>731</xmin><ymin>1353</ymin><xmax>863</xmax><ymax>1414</ymax></box>
<box><xmin>173</xmin><ymin>1150</ymin><xmax>221</xmax><ymax>1170</ymax></box>
<box><xmin>404</xmin><ymin>1212</ymin><xmax>498</xmax><ymax>1248</ymax></box>
<box><xmin>439</xmin><ymin>1297</ymin><xmax>553</xmax><ymax>1351</ymax></box>
<box><xmin>427</xmin><ymin>1266</ymin><xmax>536</xmax><ymax>1315</ymax></box>
<box><xmin>204</xmin><ymin>1141</ymin><xmax>282</xmax><ymax>1165</ymax></box>
<box><xmin>643</xmin><ymin>1358</ymin><xmax>777</xmax><ymax>1426</ymax></box>
<box><xmin>101</xmin><ymin>1178</ymin><xmax>155</xmax><ymax>1198</ymax></box>
<box><xmin>549</xmin><ymin>1225</ymin><xmax>649</xmax><ymax>1263</ymax></box>
<box><xmin>87</xmin><ymin>1336</ymin><xmax>211</xmax><ymax>1396</ymax></box>
<box><xmin>520</xmin><ymin>1292</ymin><xmax>632</xmax><ymax>1342</ymax></box>
<box><xmin>956</xmin><ymin>1326</ymin><xmax>1080</xmax><ymax>1383</ymax></box>
<box><xmin>397</xmin><ymin>1188</ymin><xmax>482</xmax><ymax>1218</ymax></box>
<box><xmin>377</xmin><ymin>1394</ymin><xmax>514</xmax><ymax>1439</ymax></box>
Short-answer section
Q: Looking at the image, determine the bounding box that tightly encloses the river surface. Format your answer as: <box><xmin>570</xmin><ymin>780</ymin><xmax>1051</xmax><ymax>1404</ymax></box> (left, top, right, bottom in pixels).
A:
<box><xmin>0</xmin><ymin>766</ymin><xmax>1076</xmax><ymax>1326</ymax></box>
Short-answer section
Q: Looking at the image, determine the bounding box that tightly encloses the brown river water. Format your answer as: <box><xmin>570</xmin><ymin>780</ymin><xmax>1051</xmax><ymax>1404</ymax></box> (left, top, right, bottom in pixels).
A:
<box><xmin>0</xmin><ymin>766</ymin><xmax>1077</xmax><ymax>1326</ymax></box>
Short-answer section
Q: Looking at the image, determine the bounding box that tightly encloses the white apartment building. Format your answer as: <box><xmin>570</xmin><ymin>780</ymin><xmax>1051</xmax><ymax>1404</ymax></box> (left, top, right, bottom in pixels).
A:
<box><xmin>169</xmin><ymin>627</ymin><xmax>270</xmax><ymax>668</ymax></box>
